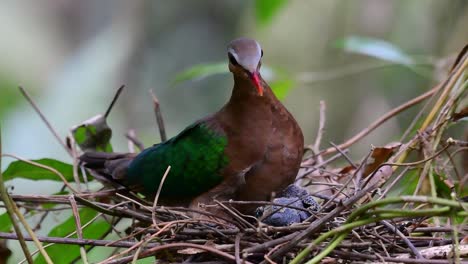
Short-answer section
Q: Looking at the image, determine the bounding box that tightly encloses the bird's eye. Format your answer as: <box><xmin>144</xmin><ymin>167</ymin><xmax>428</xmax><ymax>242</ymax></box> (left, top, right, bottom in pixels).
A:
<box><xmin>261</xmin><ymin>49</ymin><xmax>264</xmax><ymax>57</ymax></box>
<box><xmin>228</xmin><ymin>52</ymin><xmax>239</xmax><ymax>66</ymax></box>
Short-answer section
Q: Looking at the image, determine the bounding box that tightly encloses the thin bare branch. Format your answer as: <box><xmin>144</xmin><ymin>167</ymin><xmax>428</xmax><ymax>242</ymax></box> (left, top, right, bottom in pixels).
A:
<box><xmin>152</xmin><ymin>166</ymin><xmax>171</xmax><ymax>227</ymax></box>
<box><xmin>104</xmin><ymin>85</ymin><xmax>125</xmax><ymax>118</ymax></box>
<box><xmin>69</xmin><ymin>196</ymin><xmax>89</xmax><ymax>264</ymax></box>
<box><xmin>381</xmin><ymin>220</ymin><xmax>423</xmax><ymax>259</ymax></box>
<box><xmin>149</xmin><ymin>89</ymin><xmax>167</xmax><ymax>142</ymax></box>
<box><xmin>320</xmin><ymin>85</ymin><xmax>439</xmax><ymax>156</ymax></box>
<box><xmin>18</xmin><ymin>86</ymin><xmax>72</xmax><ymax>156</ymax></box>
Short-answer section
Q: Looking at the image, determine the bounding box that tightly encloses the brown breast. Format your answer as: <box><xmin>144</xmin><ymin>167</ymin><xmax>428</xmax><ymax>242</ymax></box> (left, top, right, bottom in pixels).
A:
<box><xmin>235</xmin><ymin>83</ymin><xmax>304</xmax><ymax>213</ymax></box>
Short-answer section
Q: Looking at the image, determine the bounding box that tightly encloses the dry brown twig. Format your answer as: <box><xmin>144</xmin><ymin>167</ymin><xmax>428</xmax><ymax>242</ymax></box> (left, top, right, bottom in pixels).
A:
<box><xmin>149</xmin><ymin>89</ymin><xmax>167</xmax><ymax>142</ymax></box>
<box><xmin>152</xmin><ymin>166</ymin><xmax>171</xmax><ymax>228</ymax></box>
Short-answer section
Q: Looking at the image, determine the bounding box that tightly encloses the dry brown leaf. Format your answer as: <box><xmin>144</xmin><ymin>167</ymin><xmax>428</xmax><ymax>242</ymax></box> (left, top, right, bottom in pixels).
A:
<box><xmin>363</xmin><ymin>142</ymin><xmax>401</xmax><ymax>178</ymax></box>
<box><xmin>338</xmin><ymin>165</ymin><xmax>355</xmax><ymax>175</ymax></box>
<box><xmin>452</xmin><ymin>106</ymin><xmax>468</xmax><ymax>121</ymax></box>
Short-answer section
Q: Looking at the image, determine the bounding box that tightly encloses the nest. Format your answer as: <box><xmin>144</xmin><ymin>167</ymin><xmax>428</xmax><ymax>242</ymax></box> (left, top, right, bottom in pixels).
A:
<box><xmin>0</xmin><ymin>47</ymin><xmax>467</xmax><ymax>264</ymax></box>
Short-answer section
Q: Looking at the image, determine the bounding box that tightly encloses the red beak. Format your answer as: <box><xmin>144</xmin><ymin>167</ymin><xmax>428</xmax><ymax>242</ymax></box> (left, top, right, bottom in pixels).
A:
<box><xmin>250</xmin><ymin>72</ymin><xmax>264</xmax><ymax>96</ymax></box>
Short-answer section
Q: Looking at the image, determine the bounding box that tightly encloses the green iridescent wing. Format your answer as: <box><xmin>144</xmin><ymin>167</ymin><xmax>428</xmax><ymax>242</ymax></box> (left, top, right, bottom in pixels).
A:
<box><xmin>126</xmin><ymin>121</ymin><xmax>228</xmax><ymax>198</ymax></box>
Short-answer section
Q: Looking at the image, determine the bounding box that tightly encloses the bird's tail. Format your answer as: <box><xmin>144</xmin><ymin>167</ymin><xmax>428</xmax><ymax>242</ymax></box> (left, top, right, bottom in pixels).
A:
<box><xmin>79</xmin><ymin>152</ymin><xmax>136</xmax><ymax>182</ymax></box>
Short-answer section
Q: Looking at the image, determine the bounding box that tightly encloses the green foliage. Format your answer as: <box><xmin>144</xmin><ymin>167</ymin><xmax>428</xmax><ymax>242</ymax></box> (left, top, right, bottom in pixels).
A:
<box><xmin>0</xmin><ymin>213</ymin><xmax>12</xmax><ymax>232</ymax></box>
<box><xmin>387</xmin><ymin>169</ymin><xmax>419</xmax><ymax>197</ymax></box>
<box><xmin>0</xmin><ymin>83</ymin><xmax>22</xmax><ymax>121</ymax></box>
<box><xmin>266</xmin><ymin>67</ymin><xmax>295</xmax><ymax>100</ymax></box>
<box><xmin>255</xmin><ymin>0</ymin><xmax>288</xmax><ymax>26</ymax></box>
<box><xmin>2</xmin><ymin>158</ymin><xmax>76</xmax><ymax>182</ymax></box>
<box><xmin>172</xmin><ymin>62</ymin><xmax>228</xmax><ymax>85</ymax></box>
<box><xmin>35</xmin><ymin>207</ymin><xmax>111</xmax><ymax>264</ymax></box>
<box><xmin>270</xmin><ymin>78</ymin><xmax>294</xmax><ymax>100</ymax></box>
<box><xmin>72</xmin><ymin>114</ymin><xmax>113</xmax><ymax>153</ymax></box>
<box><xmin>433</xmin><ymin>173</ymin><xmax>453</xmax><ymax>199</ymax></box>
<box><xmin>136</xmin><ymin>257</ymin><xmax>156</xmax><ymax>263</ymax></box>
<box><xmin>336</xmin><ymin>36</ymin><xmax>414</xmax><ymax>64</ymax></box>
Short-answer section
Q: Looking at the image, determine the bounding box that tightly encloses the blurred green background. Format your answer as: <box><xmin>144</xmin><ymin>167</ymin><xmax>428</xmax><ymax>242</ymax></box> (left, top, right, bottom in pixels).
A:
<box><xmin>1</xmin><ymin>0</ymin><xmax>467</xmax><ymax>162</ymax></box>
<box><xmin>0</xmin><ymin>1</ymin><xmax>467</xmax><ymax>263</ymax></box>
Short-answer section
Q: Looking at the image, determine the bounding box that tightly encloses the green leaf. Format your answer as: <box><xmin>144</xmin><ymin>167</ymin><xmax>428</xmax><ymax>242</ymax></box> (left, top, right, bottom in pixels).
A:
<box><xmin>0</xmin><ymin>80</ymin><xmax>22</xmax><ymax>121</ymax></box>
<box><xmin>270</xmin><ymin>79</ymin><xmax>294</xmax><ymax>100</ymax></box>
<box><xmin>0</xmin><ymin>213</ymin><xmax>12</xmax><ymax>232</ymax></box>
<box><xmin>255</xmin><ymin>0</ymin><xmax>288</xmax><ymax>26</ymax></box>
<box><xmin>72</xmin><ymin>114</ymin><xmax>113</xmax><ymax>153</ymax></box>
<box><xmin>172</xmin><ymin>62</ymin><xmax>228</xmax><ymax>85</ymax></box>
<box><xmin>35</xmin><ymin>207</ymin><xmax>111</xmax><ymax>264</ymax></box>
<box><xmin>433</xmin><ymin>173</ymin><xmax>452</xmax><ymax>199</ymax></box>
<box><xmin>262</xmin><ymin>66</ymin><xmax>295</xmax><ymax>100</ymax></box>
<box><xmin>136</xmin><ymin>257</ymin><xmax>156</xmax><ymax>264</ymax></box>
<box><xmin>336</xmin><ymin>36</ymin><xmax>413</xmax><ymax>65</ymax></box>
<box><xmin>387</xmin><ymin>169</ymin><xmax>419</xmax><ymax>197</ymax></box>
<box><xmin>2</xmin><ymin>158</ymin><xmax>75</xmax><ymax>182</ymax></box>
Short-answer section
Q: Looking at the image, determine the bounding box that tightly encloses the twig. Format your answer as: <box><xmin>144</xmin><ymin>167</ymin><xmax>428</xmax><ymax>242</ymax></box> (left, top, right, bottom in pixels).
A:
<box><xmin>125</xmin><ymin>130</ymin><xmax>144</xmax><ymax>152</ymax></box>
<box><xmin>0</xmin><ymin>127</ymin><xmax>34</xmax><ymax>264</ymax></box>
<box><xmin>74</xmin><ymin>195</ymin><xmax>152</xmax><ymax>223</ymax></box>
<box><xmin>101</xmin><ymin>225</ymin><xmax>166</xmax><ymax>263</ymax></box>
<box><xmin>329</xmin><ymin>142</ymin><xmax>356</xmax><ymax>168</ymax></box>
<box><xmin>225</xmin><ymin>200</ymin><xmax>312</xmax><ymax>213</ymax></box>
<box><xmin>68</xmin><ymin>132</ymin><xmax>83</xmax><ymax>191</ymax></box>
<box><xmin>395</xmin><ymin>51</ymin><xmax>468</xmax><ymax>166</ymax></box>
<box><xmin>360</xmin><ymin>142</ymin><xmax>452</xmax><ymax>192</ymax></box>
<box><xmin>320</xmin><ymin>85</ymin><xmax>439</xmax><ymax>156</ymax></box>
<box><xmin>292</xmin><ymin>198</ymin><xmax>466</xmax><ymax>264</ymax></box>
<box><xmin>149</xmin><ymin>89</ymin><xmax>167</xmax><ymax>142</ymax></box>
<box><xmin>315</xmin><ymin>148</ymin><xmax>373</xmax><ymax>216</ymax></box>
<box><xmin>332</xmin><ymin>249</ymin><xmax>457</xmax><ymax>264</ymax></box>
<box><xmin>106</xmin><ymin>242</ymin><xmax>246</xmax><ymax>264</ymax></box>
<box><xmin>246</xmin><ymin>182</ymin><xmax>378</xmax><ymax>259</ymax></box>
<box><xmin>104</xmin><ymin>85</ymin><xmax>125</xmax><ymax>118</ymax></box>
<box><xmin>10</xmin><ymin>196</ymin><xmax>53</xmax><ymax>263</ymax></box>
<box><xmin>235</xmin><ymin>233</ymin><xmax>242</xmax><ymax>264</ymax></box>
<box><xmin>20</xmin><ymin>202</ymin><xmax>130</xmax><ymax>263</ymax></box>
<box><xmin>152</xmin><ymin>166</ymin><xmax>171</xmax><ymax>227</ymax></box>
<box><xmin>396</xmin><ymin>244</ymin><xmax>468</xmax><ymax>260</ymax></box>
<box><xmin>264</xmin><ymin>242</ymin><xmax>286</xmax><ymax>264</ymax></box>
<box><xmin>214</xmin><ymin>201</ymin><xmax>257</xmax><ymax>230</ymax></box>
<box><xmin>131</xmin><ymin>233</ymin><xmax>151</xmax><ymax>264</ymax></box>
<box><xmin>115</xmin><ymin>193</ymin><xmax>152</xmax><ymax>213</ymax></box>
<box><xmin>399</xmin><ymin>86</ymin><xmax>437</xmax><ymax>142</ymax></box>
<box><xmin>311</xmin><ymin>100</ymin><xmax>326</xmax><ymax>158</ymax></box>
<box><xmin>297</xmin><ymin>150</ymin><xmax>349</xmax><ymax>181</ymax></box>
<box><xmin>420</xmin><ymin>52</ymin><xmax>467</xmax><ymax>130</ymax></box>
<box><xmin>380</xmin><ymin>220</ymin><xmax>423</xmax><ymax>259</ymax></box>
<box><xmin>69</xmin><ymin>196</ymin><xmax>89</xmax><ymax>264</ymax></box>
<box><xmin>18</xmin><ymin>86</ymin><xmax>72</xmax><ymax>156</ymax></box>
<box><xmin>376</xmin><ymin>166</ymin><xmax>410</xmax><ymax>200</ymax></box>
<box><xmin>296</xmin><ymin>59</ymin><xmax>434</xmax><ymax>84</ymax></box>
<box><xmin>0</xmin><ymin>232</ymin><xmax>157</xmax><ymax>248</ymax></box>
